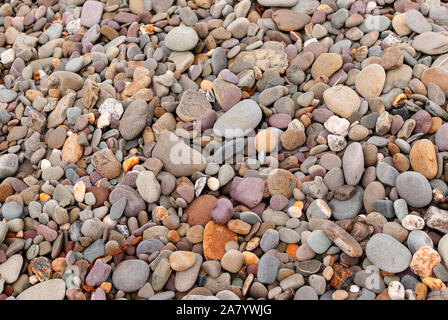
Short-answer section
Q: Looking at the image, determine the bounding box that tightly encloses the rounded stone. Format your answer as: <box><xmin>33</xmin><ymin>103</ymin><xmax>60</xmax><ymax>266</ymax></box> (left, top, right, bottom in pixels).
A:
<box><xmin>323</xmin><ymin>85</ymin><xmax>361</xmax><ymax>118</ymax></box>
<box><xmin>112</xmin><ymin>259</ymin><xmax>150</xmax><ymax>293</ymax></box>
<box><xmin>395</xmin><ymin>172</ymin><xmax>432</xmax><ymax>208</ymax></box>
<box><xmin>164</xmin><ymin>26</ymin><xmax>199</xmax><ymax>52</ymax></box>
<box><xmin>355</xmin><ymin>64</ymin><xmax>385</xmax><ymax>99</ymax></box>
<box><xmin>366</xmin><ymin>233</ymin><xmax>412</xmax><ymax>273</ymax></box>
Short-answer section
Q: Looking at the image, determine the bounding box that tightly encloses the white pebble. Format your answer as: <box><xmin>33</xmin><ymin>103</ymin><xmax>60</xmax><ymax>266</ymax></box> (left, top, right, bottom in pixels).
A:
<box><xmin>40</xmin><ymin>159</ymin><xmax>51</xmax><ymax>170</ymax></box>
<box><xmin>1</xmin><ymin>48</ymin><xmax>15</xmax><ymax>64</ymax></box>
<box><xmin>288</xmin><ymin>206</ymin><xmax>302</xmax><ymax>218</ymax></box>
<box><xmin>207</xmin><ymin>177</ymin><xmax>220</xmax><ymax>191</ymax></box>
<box><xmin>388</xmin><ymin>281</ymin><xmax>405</xmax><ymax>300</ymax></box>
<box><xmin>401</xmin><ymin>214</ymin><xmax>425</xmax><ymax>231</ymax></box>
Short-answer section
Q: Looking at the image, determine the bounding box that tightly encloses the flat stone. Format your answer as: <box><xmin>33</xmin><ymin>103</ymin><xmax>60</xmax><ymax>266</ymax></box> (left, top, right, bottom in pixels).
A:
<box><xmin>355</xmin><ymin>64</ymin><xmax>385</xmax><ymax>99</ymax></box>
<box><xmin>112</xmin><ymin>259</ymin><xmax>150</xmax><ymax>293</ymax></box>
<box><xmin>412</xmin><ymin>32</ymin><xmax>448</xmax><ymax>55</ymax></box>
<box><xmin>152</xmin><ymin>130</ymin><xmax>206</xmax><ymax>177</ymax></box>
<box><xmin>177</xmin><ymin>90</ymin><xmax>212</xmax><ymax>122</ymax></box>
<box><xmin>257</xmin><ymin>255</ymin><xmax>280</xmax><ymax>284</ymax></box>
<box><xmin>323</xmin><ymin>85</ymin><xmax>361</xmax><ymax>118</ymax></box>
<box><xmin>395</xmin><ymin>172</ymin><xmax>432</xmax><ymax>208</ymax></box>
<box><xmin>322</xmin><ymin>220</ymin><xmax>363</xmax><ymax>257</ymax></box>
<box><xmin>16</xmin><ymin>279</ymin><xmax>65</xmax><ymax>300</ymax></box>
<box><xmin>365</xmin><ymin>233</ymin><xmax>412</xmax><ymax>273</ymax></box>
<box><xmin>164</xmin><ymin>26</ymin><xmax>199</xmax><ymax>52</ymax></box>
<box><xmin>203</xmin><ymin>221</ymin><xmax>237</xmax><ymax>261</ymax></box>
<box><xmin>213</xmin><ymin>99</ymin><xmax>262</xmax><ymax>139</ymax></box>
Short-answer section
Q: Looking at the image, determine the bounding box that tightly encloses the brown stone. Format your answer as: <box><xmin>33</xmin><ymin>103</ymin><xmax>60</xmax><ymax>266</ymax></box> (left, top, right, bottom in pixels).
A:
<box><xmin>409</xmin><ymin>139</ymin><xmax>437</xmax><ymax>179</ymax></box>
<box><xmin>393</xmin><ymin>153</ymin><xmax>410</xmax><ymax>172</ymax></box>
<box><xmin>280</xmin><ymin>128</ymin><xmax>306</xmax><ymax>150</ymax></box>
<box><xmin>379</xmin><ymin>45</ymin><xmax>403</xmax><ymax>70</ymax></box>
<box><xmin>122</xmin><ymin>76</ymin><xmax>151</xmax><ymax>97</ymax></box>
<box><xmin>415</xmin><ymin>282</ymin><xmax>427</xmax><ymax>300</ymax></box>
<box><xmin>61</xmin><ymin>134</ymin><xmax>83</xmax><ymax>164</ymax></box>
<box><xmin>311</xmin><ymin>53</ymin><xmax>343</xmax><ymax>79</ymax></box>
<box><xmin>82</xmin><ymin>78</ymin><xmax>98</xmax><ymax>109</ymax></box>
<box><xmin>421</xmin><ymin>67</ymin><xmax>448</xmax><ymax>96</ymax></box>
<box><xmin>0</xmin><ymin>183</ymin><xmax>14</xmax><ymax>202</ymax></box>
<box><xmin>227</xmin><ymin>219</ymin><xmax>251</xmax><ymax>235</ymax></box>
<box><xmin>267</xmin><ymin>169</ymin><xmax>296</xmax><ymax>198</ymax></box>
<box><xmin>100</xmin><ymin>25</ymin><xmax>119</xmax><ymax>40</ymax></box>
<box><xmin>46</xmin><ymin>127</ymin><xmax>67</xmax><ymax>149</ymax></box>
<box><xmin>271</xmin><ymin>9</ymin><xmax>310</xmax><ymax>32</ymax></box>
<box><xmin>169</xmin><ymin>251</ymin><xmax>196</xmax><ymax>271</ymax></box>
<box><xmin>176</xmin><ymin>89</ymin><xmax>212</xmax><ymax>122</ymax></box>
<box><xmin>185</xmin><ymin>195</ymin><xmax>217</xmax><ymax>226</ymax></box>
<box><xmin>203</xmin><ymin>221</ymin><xmax>238</xmax><ymax>261</ymax></box>
<box><xmin>375</xmin><ymin>288</ymin><xmax>391</xmax><ymax>300</ymax></box>
<box><xmin>91</xmin><ymin>148</ymin><xmax>121</xmax><ymax>179</ymax></box>
<box><xmin>89</xmin><ymin>185</ymin><xmax>110</xmax><ymax>208</ymax></box>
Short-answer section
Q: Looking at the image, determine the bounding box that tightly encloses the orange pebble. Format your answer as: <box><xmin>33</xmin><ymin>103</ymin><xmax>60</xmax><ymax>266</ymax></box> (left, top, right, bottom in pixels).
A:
<box><xmin>100</xmin><ymin>282</ymin><xmax>112</xmax><ymax>293</ymax></box>
<box><xmin>241</xmin><ymin>91</ymin><xmax>251</xmax><ymax>99</ymax></box>
<box><xmin>52</xmin><ymin>58</ymin><xmax>61</xmax><ymax>68</ymax></box>
<box><xmin>300</xmin><ymin>114</ymin><xmax>311</xmax><ymax>127</ymax></box>
<box><xmin>85</xmin><ymin>113</ymin><xmax>96</xmax><ymax>124</ymax></box>
<box><xmin>155</xmin><ymin>206</ymin><xmax>168</xmax><ymax>221</ymax></box>
<box><xmin>168</xmin><ymin>230</ymin><xmax>180</xmax><ymax>243</ymax></box>
<box><xmin>154</xmin><ymin>106</ymin><xmax>165</xmax><ymax>118</ymax></box>
<box><xmin>33</xmin><ymin>71</ymin><xmax>40</xmax><ymax>81</ymax></box>
<box><xmin>380</xmin><ymin>270</ymin><xmax>395</xmax><ymax>277</ymax></box>
<box><xmin>293</xmin><ymin>201</ymin><xmax>304</xmax><ymax>209</ymax></box>
<box><xmin>286</xmin><ymin>243</ymin><xmax>299</xmax><ymax>261</ymax></box>
<box><xmin>200</xmin><ymin>80</ymin><xmax>213</xmax><ymax>91</ymax></box>
<box><xmin>430</xmin><ymin>117</ymin><xmax>443</xmax><ymax>134</ymax></box>
<box><xmin>422</xmin><ymin>277</ymin><xmax>443</xmax><ymax>290</ymax></box>
<box><xmin>123</xmin><ymin>156</ymin><xmax>139</xmax><ymax>172</ymax></box>
<box><xmin>40</xmin><ymin>193</ymin><xmax>51</xmax><ymax>202</ymax></box>
<box><xmin>243</xmin><ymin>251</ymin><xmax>260</xmax><ymax>265</ymax></box>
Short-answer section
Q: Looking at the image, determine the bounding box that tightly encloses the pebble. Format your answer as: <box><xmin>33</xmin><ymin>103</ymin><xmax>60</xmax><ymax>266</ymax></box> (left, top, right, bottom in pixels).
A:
<box><xmin>395</xmin><ymin>172</ymin><xmax>432</xmax><ymax>208</ymax></box>
<box><xmin>324</xmin><ymin>85</ymin><xmax>361</xmax><ymax>119</ymax></box>
<box><xmin>0</xmin><ymin>254</ymin><xmax>23</xmax><ymax>283</ymax></box>
<box><xmin>169</xmin><ymin>251</ymin><xmax>196</xmax><ymax>271</ymax></box>
<box><xmin>214</xmin><ymin>99</ymin><xmax>262</xmax><ymax>139</ymax></box>
<box><xmin>164</xmin><ymin>27</ymin><xmax>199</xmax><ymax>52</ymax></box>
<box><xmin>16</xmin><ymin>279</ymin><xmax>65</xmax><ymax>300</ymax></box>
<box><xmin>112</xmin><ymin>260</ymin><xmax>150</xmax><ymax>293</ymax></box>
<box><xmin>1</xmin><ymin>201</ymin><xmax>23</xmax><ymax>220</ymax></box>
<box><xmin>366</xmin><ymin>233</ymin><xmax>412</xmax><ymax>273</ymax></box>
<box><xmin>257</xmin><ymin>255</ymin><xmax>280</xmax><ymax>285</ymax></box>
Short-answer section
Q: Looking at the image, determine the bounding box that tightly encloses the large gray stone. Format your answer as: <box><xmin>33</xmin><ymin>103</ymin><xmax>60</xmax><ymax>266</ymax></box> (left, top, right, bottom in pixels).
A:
<box><xmin>112</xmin><ymin>259</ymin><xmax>150</xmax><ymax>293</ymax></box>
<box><xmin>366</xmin><ymin>233</ymin><xmax>412</xmax><ymax>273</ymax></box>
<box><xmin>395</xmin><ymin>171</ymin><xmax>432</xmax><ymax>208</ymax></box>
<box><xmin>213</xmin><ymin>99</ymin><xmax>262</xmax><ymax>139</ymax></box>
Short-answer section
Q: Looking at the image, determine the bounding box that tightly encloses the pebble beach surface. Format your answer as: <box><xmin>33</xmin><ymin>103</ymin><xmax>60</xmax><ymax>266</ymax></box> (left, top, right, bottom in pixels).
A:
<box><xmin>1</xmin><ymin>0</ymin><xmax>448</xmax><ymax>301</ymax></box>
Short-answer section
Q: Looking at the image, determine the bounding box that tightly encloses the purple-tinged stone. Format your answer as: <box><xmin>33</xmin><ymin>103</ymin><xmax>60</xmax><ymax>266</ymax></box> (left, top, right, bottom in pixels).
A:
<box><xmin>231</xmin><ymin>177</ymin><xmax>265</xmax><ymax>208</ymax></box>
<box><xmin>210</xmin><ymin>197</ymin><xmax>234</xmax><ymax>224</ymax></box>
<box><xmin>114</xmin><ymin>12</ymin><xmax>140</xmax><ymax>23</ymax></box>
<box><xmin>391</xmin><ymin>116</ymin><xmax>404</xmax><ymax>135</ymax></box>
<box><xmin>80</xmin><ymin>1</ymin><xmax>104</xmax><ymax>27</ymax></box>
<box><xmin>270</xmin><ymin>194</ymin><xmax>289</xmax><ymax>211</ymax></box>
<box><xmin>411</xmin><ymin>110</ymin><xmax>431</xmax><ymax>134</ymax></box>
<box><xmin>136</xmin><ymin>239</ymin><xmax>164</xmax><ymax>256</ymax></box>
<box><xmin>267</xmin><ymin>113</ymin><xmax>292</xmax><ymax>129</ymax></box>
<box><xmin>85</xmin><ymin>259</ymin><xmax>111</xmax><ymax>287</ymax></box>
